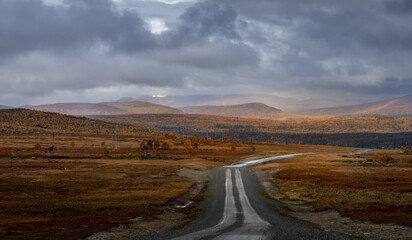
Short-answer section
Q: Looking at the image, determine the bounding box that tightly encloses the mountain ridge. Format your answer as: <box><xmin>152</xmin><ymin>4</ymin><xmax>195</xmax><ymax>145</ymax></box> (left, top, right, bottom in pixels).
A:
<box><xmin>27</xmin><ymin>101</ymin><xmax>183</xmax><ymax>116</ymax></box>
<box><xmin>180</xmin><ymin>102</ymin><xmax>302</xmax><ymax>119</ymax></box>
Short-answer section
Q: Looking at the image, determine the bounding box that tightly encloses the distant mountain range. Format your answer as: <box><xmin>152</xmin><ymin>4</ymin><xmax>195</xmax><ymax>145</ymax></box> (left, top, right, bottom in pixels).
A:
<box><xmin>135</xmin><ymin>94</ymin><xmax>306</xmax><ymax>110</ymax></box>
<box><xmin>27</xmin><ymin>101</ymin><xmax>183</xmax><ymax>116</ymax></box>
<box><xmin>178</xmin><ymin>95</ymin><xmax>412</xmax><ymax>118</ymax></box>
<box><xmin>180</xmin><ymin>103</ymin><xmax>302</xmax><ymax>119</ymax></box>
<box><xmin>0</xmin><ymin>105</ymin><xmax>11</xmax><ymax>109</ymax></box>
<box><xmin>294</xmin><ymin>95</ymin><xmax>412</xmax><ymax>117</ymax></box>
<box><xmin>3</xmin><ymin>94</ymin><xmax>411</xmax><ymax>119</ymax></box>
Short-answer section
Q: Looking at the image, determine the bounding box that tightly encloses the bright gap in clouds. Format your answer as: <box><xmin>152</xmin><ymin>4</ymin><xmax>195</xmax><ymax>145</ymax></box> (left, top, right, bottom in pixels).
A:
<box><xmin>42</xmin><ymin>0</ymin><xmax>65</xmax><ymax>6</ymax></box>
<box><xmin>111</xmin><ymin>0</ymin><xmax>198</xmax><ymax>5</ymax></box>
<box><xmin>146</xmin><ymin>18</ymin><xmax>169</xmax><ymax>34</ymax></box>
<box><xmin>135</xmin><ymin>0</ymin><xmax>198</xmax><ymax>4</ymax></box>
<box><xmin>43</xmin><ymin>0</ymin><xmax>197</xmax><ymax>6</ymax></box>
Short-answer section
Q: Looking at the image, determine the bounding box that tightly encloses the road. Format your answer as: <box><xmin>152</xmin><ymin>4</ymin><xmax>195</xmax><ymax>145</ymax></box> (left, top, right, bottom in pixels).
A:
<box><xmin>132</xmin><ymin>154</ymin><xmax>354</xmax><ymax>240</ymax></box>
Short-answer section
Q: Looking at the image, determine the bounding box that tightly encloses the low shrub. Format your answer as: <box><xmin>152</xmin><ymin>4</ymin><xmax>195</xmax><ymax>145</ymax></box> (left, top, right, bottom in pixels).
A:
<box><xmin>372</xmin><ymin>154</ymin><xmax>395</xmax><ymax>164</ymax></box>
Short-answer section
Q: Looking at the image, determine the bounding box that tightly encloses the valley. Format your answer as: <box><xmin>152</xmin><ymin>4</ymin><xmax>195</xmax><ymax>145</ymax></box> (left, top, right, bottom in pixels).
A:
<box><xmin>91</xmin><ymin>113</ymin><xmax>412</xmax><ymax>148</ymax></box>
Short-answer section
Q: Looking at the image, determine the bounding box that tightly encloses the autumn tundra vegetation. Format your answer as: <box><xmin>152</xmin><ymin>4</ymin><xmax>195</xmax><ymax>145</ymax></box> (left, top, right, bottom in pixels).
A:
<box><xmin>0</xmin><ymin>108</ymin><xmax>411</xmax><ymax>239</ymax></box>
<box><xmin>256</xmin><ymin>150</ymin><xmax>412</xmax><ymax>226</ymax></box>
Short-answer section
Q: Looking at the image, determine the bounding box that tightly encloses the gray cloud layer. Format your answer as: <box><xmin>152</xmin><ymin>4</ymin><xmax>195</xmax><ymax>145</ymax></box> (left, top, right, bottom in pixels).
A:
<box><xmin>0</xmin><ymin>0</ymin><xmax>411</xmax><ymax>106</ymax></box>
<box><xmin>233</xmin><ymin>0</ymin><xmax>412</xmax><ymax>99</ymax></box>
<box><xmin>0</xmin><ymin>0</ymin><xmax>240</xmax><ymax>56</ymax></box>
<box><xmin>0</xmin><ymin>0</ymin><xmax>154</xmax><ymax>56</ymax></box>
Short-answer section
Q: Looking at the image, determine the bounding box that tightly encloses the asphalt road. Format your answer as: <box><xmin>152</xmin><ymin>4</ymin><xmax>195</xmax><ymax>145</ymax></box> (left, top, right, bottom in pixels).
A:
<box><xmin>132</xmin><ymin>154</ymin><xmax>354</xmax><ymax>240</ymax></box>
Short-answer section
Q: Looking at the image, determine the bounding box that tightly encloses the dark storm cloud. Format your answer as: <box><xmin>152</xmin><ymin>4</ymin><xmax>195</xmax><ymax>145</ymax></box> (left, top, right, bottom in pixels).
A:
<box><xmin>153</xmin><ymin>2</ymin><xmax>239</xmax><ymax>49</ymax></box>
<box><xmin>0</xmin><ymin>0</ymin><xmax>260</xmax><ymax>105</ymax></box>
<box><xmin>175</xmin><ymin>3</ymin><xmax>238</xmax><ymax>42</ymax></box>
<box><xmin>214</xmin><ymin>0</ymin><xmax>412</xmax><ymax>53</ymax></box>
<box><xmin>210</xmin><ymin>0</ymin><xmax>412</xmax><ymax>95</ymax></box>
<box><xmin>0</xmin><ymin>0</ymin><xmax>155</xmax><ymax>58</ymax></box>
<box><xmin>384</xmin><ymin>0</ymin><xmax>412</xmax><ymax>13</ymax></box>
<box><xmin>0</xmin><ymin>0</ymin><xmax>240</xmax><ymax>58</ymax></box>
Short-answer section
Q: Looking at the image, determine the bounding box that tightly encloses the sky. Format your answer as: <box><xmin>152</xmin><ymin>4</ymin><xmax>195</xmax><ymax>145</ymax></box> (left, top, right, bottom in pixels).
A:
<box><xmin>0</xmin><ymin>0</ymin><xmax>411</xmax><ymax>107</ymax></box>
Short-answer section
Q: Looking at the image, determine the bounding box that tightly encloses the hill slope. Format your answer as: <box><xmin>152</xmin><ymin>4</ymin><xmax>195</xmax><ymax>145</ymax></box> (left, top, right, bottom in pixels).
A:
<box><xmin>137</xmin><ymin>94</ymin><xmax>307</xmax><ymax>110</ymax></box>
<box><xmin>181</xmin><ymin>103</ymin><xmax>300</xmax><ymax>119</ymax></box>
<box><xmin>27</xmin><ymin>101</ymin><xmax>183</xmax><ymax>116</ymax></box>
<box><xmin>296</xmin><ymin>95</ymin><xmax>412</xmax><ymax>117</ymax></box>
<box><xmin>0</xmin><ymin>109</ymin><xmax>165</xmax><ymax>136</ymax></box>
<box><xmin>104</xmin><ymin>101</ymin><xmax>183</xmax><ymax>114</ymax></box>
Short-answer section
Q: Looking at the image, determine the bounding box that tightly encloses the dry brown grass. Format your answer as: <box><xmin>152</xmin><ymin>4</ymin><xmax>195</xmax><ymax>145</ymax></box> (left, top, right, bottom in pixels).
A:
<box><xmin>94</xmin><ymin>113</ymin><xmax>412</xmax><ymax>134</ymax></box>
<box><xmin>0</xmin><ymin>157</ymin><xmax>206</xmax><ymax>239</ymax></box>
<box><xmin>0</xmin><ymin>134</ymin><xmax>358</xmax><ymax>239</ymax></box>
<box><xmin>0</xmin><ymin>136</ymin><xmax>237</xmax><ymax>239</ymax></box>
<box><xmin>257</xmin><ymin>153</ymin><xmax>412</xmax><ymax>226</ymax></box>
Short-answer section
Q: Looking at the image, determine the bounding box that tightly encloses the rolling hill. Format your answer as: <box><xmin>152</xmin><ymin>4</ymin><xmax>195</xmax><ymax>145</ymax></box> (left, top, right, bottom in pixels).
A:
<box><xmin>135</xmin><ymin>93</ymin><xmax>361</xmax><ymax>111</ymax></box>
<box><xmin>0</xmin><ymin>105</ymin><xmax>11</xmax><ymax>110</ymax></box>
<box><xmin>103</xmin><ymin>101</ymin><xmax>183</xmax><ymax>114</ymax></box>
<box><xmin>0</xmin><ymin>109</ymin><xmax>166</xmax><ymax>136</ymax></box>
<box><xmin>296</xmin><ymin>95</ymin><xmax>412</xmax><ymax>117</ymax></box>
<box><xmin>180</xmin><ymin>103</ymin><xmax>302</xmax><ymax>119</ymax></box>
<box><xmin>136</xmin><ymin>94</ymin><xmax>307</xmax><ymax>110</ymax></box>
<box><xmin>27</xmin><ymin>101</ymin><xmax>183</xmax><ymax>116</ymax></box>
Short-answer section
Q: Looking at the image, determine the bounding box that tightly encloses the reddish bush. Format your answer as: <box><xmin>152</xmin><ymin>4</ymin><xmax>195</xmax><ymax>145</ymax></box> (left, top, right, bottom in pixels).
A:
<box><xmin>399</xmin><ymin>158</ymin><xmax>412</xmax><ymax>164</ymax></box>
<box><xmin>154</xmin><ymin>140</ymin><xmax>161</xmax><ymax>149</ymax></box>
<box><xmin>0</xmin><ymin>148</ymin><xmax>9</xmax><ymax>157</ymax></box>
<box><xmin>372</xmin><ymin>154</ymin><xmax>395</xmax><ymax>164</ymax></box>
<box><xmin>34</xmin><ymin>143</ymin><xmax>41</xmax><ymax>150</ymax></box>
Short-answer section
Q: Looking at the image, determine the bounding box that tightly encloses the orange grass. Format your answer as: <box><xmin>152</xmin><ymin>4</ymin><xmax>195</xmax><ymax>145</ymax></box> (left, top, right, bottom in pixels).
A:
<box><xmin>257</xmin><ymin>153</ymin><xmax>412</xmax><ymax>226</ymax></box>
<box><xmin>0</xmin><ymin>134</ymin><xmax>357</xmax><ymax>239</ymax></box>
<box><xmin>0</xmin><ymin>158</ymin><xmax>198</xmax><ymax>240</ymax></box>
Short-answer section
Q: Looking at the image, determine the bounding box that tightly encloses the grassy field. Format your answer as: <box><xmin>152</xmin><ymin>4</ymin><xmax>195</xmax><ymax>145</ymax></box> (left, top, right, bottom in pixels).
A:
<box><xmin>256</xmin><ymin>151</ymin><xmax>412</xmax><ymax>226</ymax></box>
<box><xmin>4</xmin><ymin>129</ymin><xmax>392</xmax><ymax>240</ymax></box>
<box><xmin>0</xmin><ymin>137</ymin><xmax>235</xmax><ymax>239</ymax></box>
<box><xmin>0</xmin><ymin>133</ymin><xmax>357</xmax><ymax>240</ymax></box>
<box><xmin>0</xmin><ymin>158</ymin><xmax>197</xmax><ymax>239</ymax></box>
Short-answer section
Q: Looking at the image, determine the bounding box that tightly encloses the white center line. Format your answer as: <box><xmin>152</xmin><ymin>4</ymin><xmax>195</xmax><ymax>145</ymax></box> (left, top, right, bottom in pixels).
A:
<box><xmin>213</xmin><ymin>169</ymin><xmax>270</xmax><ymax>240</ymax></box>
<box><xmin>171</xmin><ymin>169</ymin><xmax>237</xmax><ymax>240</ymax></box>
